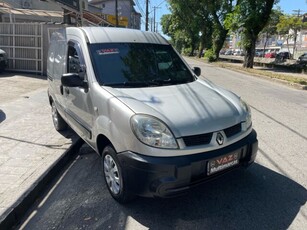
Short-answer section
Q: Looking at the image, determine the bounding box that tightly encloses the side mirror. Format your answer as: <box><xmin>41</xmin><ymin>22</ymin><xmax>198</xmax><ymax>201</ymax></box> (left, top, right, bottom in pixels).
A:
<box><xmin>193</xmin><ymin>67</ymin><xmax>201</xmax><ymax>76</ymax></box>
<box><xmin>61</xmin><ymin>73</ymin><xmax>85</xmax><ymax>87</ymax></box>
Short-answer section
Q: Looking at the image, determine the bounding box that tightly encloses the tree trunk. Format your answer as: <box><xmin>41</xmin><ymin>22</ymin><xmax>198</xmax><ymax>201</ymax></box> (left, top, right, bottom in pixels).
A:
<box><xmin>263</xmin><ymin>32</ymin><xmax>268</xmax><ymax>58</ymax></box>
<box><xmin>286</xmin><ymin>37</ymin><xmax>290</xmax><ymax>54</ymax></box>
<box><xmin>189</xmin><ymin>44</ymin><xmax>196</xmax><ymax>56</ymax></box>
<box><xmin>243</xmin><ymin>38</ymin><xmax>256</xmax><ymax>68</ymax></box>
<box><xmin>198</xmin><ymin>48</ymin><xmax>204</xmax><ymax>58</ymax></box>
<box><xmin>293</xmin><ymin>29</ymin><xmax>297</xmax><ymax>58</ymax></box>
<box><xmin>213</xmin><ymin>29</ymin><xmax>228</xmax><ymax>60</ymax></box>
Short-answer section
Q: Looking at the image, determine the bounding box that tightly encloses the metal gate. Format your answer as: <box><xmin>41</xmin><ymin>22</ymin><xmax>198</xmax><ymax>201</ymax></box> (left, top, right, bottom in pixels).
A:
<box><xmin>0</xmin><ymin>23</ymin><xmax>43</xmax><ymax>74</ymax></box>
<box><xmin>0</xmin><ymin>23</ymin><xmax>65</xmax><ymax>75</ymax></box>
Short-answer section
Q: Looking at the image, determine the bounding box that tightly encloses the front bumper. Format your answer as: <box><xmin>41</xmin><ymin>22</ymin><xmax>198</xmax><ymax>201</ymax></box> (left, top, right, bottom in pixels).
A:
<box><xmin>118</xmin><ymin>130</ymin><xmax>258</xmax><ymax>198</ymax></box>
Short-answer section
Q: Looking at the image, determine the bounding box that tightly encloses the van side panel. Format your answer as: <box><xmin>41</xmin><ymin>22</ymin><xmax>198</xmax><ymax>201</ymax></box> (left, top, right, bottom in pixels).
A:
<box><xmin>48</xmin><ymin>29</ymin><xmax>68</xmax><ymax>116</ymax></box>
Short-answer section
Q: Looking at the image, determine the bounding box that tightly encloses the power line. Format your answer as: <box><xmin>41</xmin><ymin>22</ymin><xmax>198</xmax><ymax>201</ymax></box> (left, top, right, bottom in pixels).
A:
<box><xmin>135</xmin><ymin>0</ymin><xmax>146</xmax><ymax>17</ymax></box>
<box><xmin>153</xmin><ymin>6</ymin><xmax>161</xmax><ymax>32</ymax></box>
<box><xmin>149</xmin><ymin>0</ymin><xmax>166</xmax><ymax>14</ymax></box>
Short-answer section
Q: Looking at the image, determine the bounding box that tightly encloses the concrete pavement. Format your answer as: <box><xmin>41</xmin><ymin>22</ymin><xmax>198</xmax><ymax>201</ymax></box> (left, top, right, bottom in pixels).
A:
<box><xmin>0</xmin><ymin>73</ymin><xmax>82</xmax><ymax>229</ymax></box>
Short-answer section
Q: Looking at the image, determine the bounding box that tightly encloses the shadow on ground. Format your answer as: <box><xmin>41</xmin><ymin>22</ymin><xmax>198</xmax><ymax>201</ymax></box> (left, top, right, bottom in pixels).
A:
<box><xmin>20</xmin><ymin>146</ymin><xmax>306</xmax><ymax>230</ymax></box>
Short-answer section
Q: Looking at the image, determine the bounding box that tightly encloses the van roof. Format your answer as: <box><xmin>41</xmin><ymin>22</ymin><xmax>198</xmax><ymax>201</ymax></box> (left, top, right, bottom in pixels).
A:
<box><xmin>74</xmin><ymin>27</ymin><xmax>169</xmax><ymax>45</ymax></box>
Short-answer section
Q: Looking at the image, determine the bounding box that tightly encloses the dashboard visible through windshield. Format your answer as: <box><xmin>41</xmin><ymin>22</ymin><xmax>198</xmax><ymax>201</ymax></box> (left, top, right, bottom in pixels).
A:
<box><xmin>88</xmin><ymin>43</ymin><xmax>195</xmax><ymax>87</ymax></box>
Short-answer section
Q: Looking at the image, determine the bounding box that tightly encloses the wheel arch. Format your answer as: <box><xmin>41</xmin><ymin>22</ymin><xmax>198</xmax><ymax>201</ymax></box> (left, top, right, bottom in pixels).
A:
<box><xmin>96</xmin><ymin>134</ymin><xmax>113</xmax><ymax>156</ymax></box>
<box><xmin>48</xmin><ymin>94</ymin><xmax>53</xmax><ymax>106</ymax></box>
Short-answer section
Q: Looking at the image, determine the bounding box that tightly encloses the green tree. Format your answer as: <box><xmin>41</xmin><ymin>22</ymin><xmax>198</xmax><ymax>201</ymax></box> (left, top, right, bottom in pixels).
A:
<box><xmin>277</xmin><ymin>14</ymin><xmax>307</xmax><ymax>57</ymax></box>
<box><xmin>205</xmin><ymin>0</ymin><xmax>234</xmax><ymax>60</ymax></box>
<box><xmin>161</xmin><ymin>0</ymin><xmax>201</xmax><ymax>56</ymax></box>
<box><xmin>225</xmin><ymin>0</ymin><xmax>277</xmax><ymax>68</ymax></box>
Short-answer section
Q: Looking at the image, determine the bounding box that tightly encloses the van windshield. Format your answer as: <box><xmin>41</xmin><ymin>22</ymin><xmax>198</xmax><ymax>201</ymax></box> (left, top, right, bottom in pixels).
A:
<box><xmin>88</xmin><ymin>43</ymin><xmax>195</xmax><ymax>87</ymax></box>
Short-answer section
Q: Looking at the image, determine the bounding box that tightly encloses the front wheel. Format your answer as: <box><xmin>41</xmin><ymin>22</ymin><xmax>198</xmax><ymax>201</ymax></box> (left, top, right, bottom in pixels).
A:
<box><xmin>102</xmin><ymin>145</ymin><xmax>135</xmax><ymax>203</ymax></box>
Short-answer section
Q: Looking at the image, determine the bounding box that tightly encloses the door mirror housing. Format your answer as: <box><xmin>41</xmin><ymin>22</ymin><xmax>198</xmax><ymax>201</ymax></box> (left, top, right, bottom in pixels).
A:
<box><xmin>61</xmin><ymin>73</ymin><xmax>85</xmax><ymax>87</ymax></box>
<box><xmin>193</xmin><ymin>67</ymin><xmax>201</xmax><ymax>76</ymax></box>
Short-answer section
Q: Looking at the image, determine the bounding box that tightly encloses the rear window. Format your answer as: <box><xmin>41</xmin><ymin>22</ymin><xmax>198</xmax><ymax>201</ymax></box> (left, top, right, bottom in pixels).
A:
<box><xmin>88</xmin><ymin>43</ymin><xmax>195</xmax><ymax>87</ymax></box>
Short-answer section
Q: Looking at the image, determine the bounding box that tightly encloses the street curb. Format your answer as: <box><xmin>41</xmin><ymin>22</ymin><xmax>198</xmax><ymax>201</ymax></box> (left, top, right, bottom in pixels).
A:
<box><xmin>0</xmin><ymin>137</ymin><xmax>84</xmax><ymax>230</ymax></box>
<box><xmin>220</xmin><ymin>66</ymin><xmax>307</xmax><ymax>91</ymax></box>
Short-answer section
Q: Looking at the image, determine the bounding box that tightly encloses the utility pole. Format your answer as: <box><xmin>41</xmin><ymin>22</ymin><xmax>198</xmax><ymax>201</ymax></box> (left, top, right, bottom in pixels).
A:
<box><xmin>293</xmin><ymin>9</ymin><xmax>301</xmax><ymax>17</ymax></box>
<box><xmin>150</xmin><ymin>18</ymin><xmax>153</xmax><ymax>31</ymax></box>
<box><xmin>153</xmin><ymin>6</ymin><xmax>160</xmax><ymax>32</ymax></box>
<box><xmin>145</xmin><ymin>0</ymin><xmax>149</xmax><ymax>31</ymax></box>
<box><xmin>115</xmin><ymin>0</ymin><xmax>118</xmax><ymax>27</ymax></box>
<box><xmin>80</xmin><ymin>0</ymin><xmax>84</xmax><ymax>26</ymax></box>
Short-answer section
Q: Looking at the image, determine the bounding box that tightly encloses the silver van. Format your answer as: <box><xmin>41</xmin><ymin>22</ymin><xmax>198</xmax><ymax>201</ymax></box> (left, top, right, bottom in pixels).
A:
<box><xmin>47</xmin><ymin>27</ymin><xmax>258</xmax><ymax>203</ymax></box>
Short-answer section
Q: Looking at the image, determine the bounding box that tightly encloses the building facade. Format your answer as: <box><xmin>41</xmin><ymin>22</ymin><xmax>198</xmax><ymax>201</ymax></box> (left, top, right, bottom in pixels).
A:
<box><xmin>0</xmin><ymin>0</ymin><xmax>63</xmax><ymax>23</ymax></box>
<box><xmin>89</xmin><ymin>0</ymin><xmax>141</xmax><ymax>29</ymax></box>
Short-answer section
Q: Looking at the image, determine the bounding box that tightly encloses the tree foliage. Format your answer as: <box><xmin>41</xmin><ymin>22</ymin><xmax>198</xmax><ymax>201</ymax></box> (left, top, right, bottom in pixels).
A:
<box><xmin>225</xmin><ymin>0</ymin><xmax>276</xmax><ymax>68</ymax></box>
<box><xmin>161</xmin><ymin>0</ymin><xmax>277</xmax><ymax>68</ymax></box>
<box><xmin>276</xmin><ymin>14</ymin><xmax>307</xmax><ymax>57</ymax></box>
<box><xmin>258</xmin><ymin>8</ymin><xmax>283</xmax><ymax>57</ymax></box>
<box><xmin>160</xmin><ymin>1</ymin><xmax>201</xmax><ymax>56</ymax></box>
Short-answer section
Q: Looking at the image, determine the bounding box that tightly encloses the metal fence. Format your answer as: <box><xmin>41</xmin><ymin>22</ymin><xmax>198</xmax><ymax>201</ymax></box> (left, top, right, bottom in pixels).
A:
<box><xmin>0</xmin><ymin>23</ymin><xmax>64</xmax><ymax>75</ymax></box>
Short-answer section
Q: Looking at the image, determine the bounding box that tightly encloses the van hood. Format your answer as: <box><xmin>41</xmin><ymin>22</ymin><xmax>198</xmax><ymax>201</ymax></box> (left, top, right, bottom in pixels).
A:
<box><xmin>105</xmin><ymin>79</ymin><xmax>246</xmax><ymax>137</ymax></box>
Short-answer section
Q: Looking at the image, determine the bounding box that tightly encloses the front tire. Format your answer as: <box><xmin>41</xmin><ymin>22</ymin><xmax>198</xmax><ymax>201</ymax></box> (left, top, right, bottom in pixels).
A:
<box><xmin>102</xmin><ymin>145</ymin><xmax>135</xmax><ymax>203</ymax></box>
<box><xmin>51</xmin><ymin>101</ymin><xmax>67</xmax><ymax>131</ymax></box>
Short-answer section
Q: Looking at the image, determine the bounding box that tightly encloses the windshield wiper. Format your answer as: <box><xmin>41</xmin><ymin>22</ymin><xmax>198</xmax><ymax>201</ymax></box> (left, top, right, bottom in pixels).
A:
<box><xmin>151</xmin><ymin>78</ymin><xmax>191</xmax><ymax>85</ymax></box>
<box><xmin>151</xmin><ymin>78</ymin><xmax>171</xmax><ymax>85</ymax></box>
<box><xmin>103</xmin><ymin>81</ymin><xmax>158</xmax><ymax>88</ymax></box>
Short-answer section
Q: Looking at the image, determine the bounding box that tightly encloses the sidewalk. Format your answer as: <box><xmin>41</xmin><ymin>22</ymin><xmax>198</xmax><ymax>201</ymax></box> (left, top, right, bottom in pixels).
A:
<box><xmin>0</xmin><ymin>73</ymin><xmax>81</xmax><ymax>228</ymax></box>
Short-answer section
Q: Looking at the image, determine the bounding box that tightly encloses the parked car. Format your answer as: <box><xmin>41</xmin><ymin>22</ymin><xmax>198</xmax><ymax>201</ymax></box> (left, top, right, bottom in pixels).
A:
<box><xmin>219</xmin><ymin>50</ymin><xmax>226</xmax><ymax>55</ymax></box>
<box><xmin>225</xmin><ymin>50</ymin><xmax>233</xmax><ymax>55</ymax></box>
<box><xmin>0</xmin><ymin>49</ymin><xmax>8</xmax><ymax>73</ymax></box>
<box><xmin>298</xmin><ymin>53</ymin><xmax>307</xmax><ymax>64</ymax></box>
<box><xmin>255</xmin><ymin>50</ymin><xmax>265</xmax><ymax>57</ymax></box>
<box><xmin>264</xmin><ymin>52</ymin><xmax>276</xmax><ymax>58</ymax></box>
<box><xmin>233</xmin><ymin>50</ymin><xmax>245</xmax><ymax>56</ymax></box>
<box><xmin>47</xmin><ymin>27</ymin><xmax>258</xmax><ymax>203</ymax></box>
<box><xmin>276</xmin><ymin>51</ymin><xmax>292</xmax><ymax>60</ymax></box>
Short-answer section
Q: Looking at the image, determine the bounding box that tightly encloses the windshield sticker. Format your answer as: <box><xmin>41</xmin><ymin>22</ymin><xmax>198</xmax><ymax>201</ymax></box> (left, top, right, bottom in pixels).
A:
<box><xmin>96</xmin><ymin>48</ymin><xmax>119</xmax><ymax>55</ymax></box>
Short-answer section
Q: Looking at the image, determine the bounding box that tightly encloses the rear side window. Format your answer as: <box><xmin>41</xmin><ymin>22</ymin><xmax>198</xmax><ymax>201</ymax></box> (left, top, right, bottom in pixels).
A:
<box><xmin>88</xmin><ymin>43</ymin><xmax>194</xmax><ymax>86</ymax></box>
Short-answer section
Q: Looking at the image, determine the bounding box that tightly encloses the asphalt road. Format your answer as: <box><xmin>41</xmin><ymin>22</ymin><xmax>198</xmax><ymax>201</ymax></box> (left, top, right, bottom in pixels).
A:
<box><xmin>19</xmin><ymin>59</ymin><xmax>307</xmax><ymax>230</ymax></box>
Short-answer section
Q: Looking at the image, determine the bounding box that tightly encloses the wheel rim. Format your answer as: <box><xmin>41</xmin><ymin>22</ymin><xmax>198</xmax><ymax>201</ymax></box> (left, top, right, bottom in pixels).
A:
<box><xmin>104</xmin><ymin>154</ymin><xmax>121</xmax><ymax>195</ymax></box>
<box><xmin>51</xmin><ymin>103</ymin><xmax>58</xmax><ymax>127</ymax></box>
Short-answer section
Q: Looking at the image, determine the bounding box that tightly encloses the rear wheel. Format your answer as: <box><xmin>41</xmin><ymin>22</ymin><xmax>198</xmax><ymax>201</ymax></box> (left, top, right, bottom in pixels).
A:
<box><xmin>102</xmin><ymin>145</ymin><xmax>135</xmax><ymax>203</ymax></box>
<box><xmin>51</xmin><ymin>101</ymin><xmax>67</xmax><ymax>131</ymax></box>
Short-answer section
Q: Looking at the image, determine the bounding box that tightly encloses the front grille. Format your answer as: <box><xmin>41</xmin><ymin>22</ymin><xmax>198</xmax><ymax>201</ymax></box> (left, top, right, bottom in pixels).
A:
<box><xmin>182</xmin><ymin>123</ymin><xmax>242</xmax><ymax>147</ymax></box>
<box><xmin>224</xmin><ymin>123</ymin><xmax>242</xmax><ymax>137</ymax></box>
<box><xmin>183</xmin><ymin>133</ymin><xmax>213</xmax><ymax>147</ymax></box>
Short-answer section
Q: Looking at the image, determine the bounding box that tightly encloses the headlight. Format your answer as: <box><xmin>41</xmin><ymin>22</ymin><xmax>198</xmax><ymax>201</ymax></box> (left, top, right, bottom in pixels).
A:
<box><xmin>130</xmin><ymin>115</ymin><xmax>178</xmax><ymax>149</ymax></box>
<box><xmin>240</xmin><ymin>99</ymin><xmax>252</xmax><ymax>130</ymax></box>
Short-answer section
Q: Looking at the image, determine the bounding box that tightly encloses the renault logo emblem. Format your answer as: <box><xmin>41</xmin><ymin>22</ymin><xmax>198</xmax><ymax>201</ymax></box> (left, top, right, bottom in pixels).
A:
<box><xmin>216</xmin><ymin>132</ymin><xmax>224</xmax><ymax>145</ymax></box>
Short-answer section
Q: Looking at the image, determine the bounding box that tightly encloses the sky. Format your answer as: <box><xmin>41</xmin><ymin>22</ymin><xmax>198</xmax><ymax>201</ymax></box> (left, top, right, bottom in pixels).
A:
<box><xmin>136</xmin><ymin>0</ymin><xmax>307</xmax><ymax>32</ymax></box>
